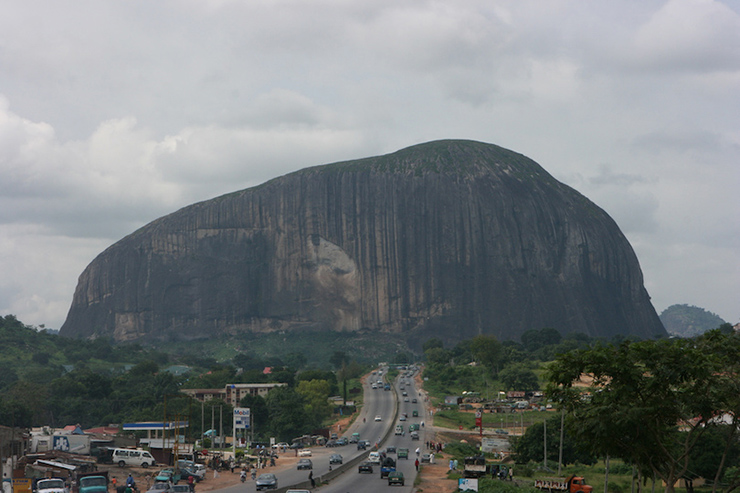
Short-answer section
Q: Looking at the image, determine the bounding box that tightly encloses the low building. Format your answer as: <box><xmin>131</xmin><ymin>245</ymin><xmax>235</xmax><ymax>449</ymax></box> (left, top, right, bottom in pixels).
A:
<box><xmin>181</xmin><ymin>383</ymin><xmax>286</xmax><ymax>405</ymax></box>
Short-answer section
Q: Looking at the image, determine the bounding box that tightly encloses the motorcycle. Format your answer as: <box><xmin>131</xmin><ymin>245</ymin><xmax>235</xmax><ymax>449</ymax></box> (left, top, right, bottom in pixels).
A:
<box><xmin>240</xmin><ymin>471</ymin><xmax>246</xmax><ymax>483</ymax></box>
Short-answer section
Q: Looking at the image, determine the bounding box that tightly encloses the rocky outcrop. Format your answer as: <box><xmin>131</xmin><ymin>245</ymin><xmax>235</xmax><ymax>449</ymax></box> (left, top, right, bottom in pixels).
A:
<box><xmin>60</xmin><ymin>140</ymin><xmax>666</xmax><ymax>344</ymax></box>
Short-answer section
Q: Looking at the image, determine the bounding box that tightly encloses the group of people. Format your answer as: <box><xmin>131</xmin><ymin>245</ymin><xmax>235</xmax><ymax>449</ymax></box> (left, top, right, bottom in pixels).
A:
<box><xmin>426</xmin><ymin>441</ymin><xmax>443</xmax><ymax>452</ymax></box>
<box><xmin>111</xmin><ymin>474</ymin><xmax>137</xmax><ymax>493</ymax></box>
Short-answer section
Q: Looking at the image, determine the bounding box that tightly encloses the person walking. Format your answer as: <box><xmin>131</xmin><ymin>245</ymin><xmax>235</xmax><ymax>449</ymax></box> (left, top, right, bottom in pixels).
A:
<box><xmin>308</xmin><ymin>471</ymin><xmax>315</xmax><ymax>488</ymax></box>
<box><xmin>414</xmin><ymin>458</ymin><xmax>419</xmax><ymax>471</ymax></box>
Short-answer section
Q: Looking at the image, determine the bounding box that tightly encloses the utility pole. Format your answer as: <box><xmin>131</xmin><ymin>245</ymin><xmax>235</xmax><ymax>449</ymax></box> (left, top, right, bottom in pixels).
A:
<box><xmin>543</xmin><ymin>417</ymin><xmax>547</xmax><ymax>469</ymax></box>
<box><xmin>558</xmin><ymin>409</ymin><xmax>565</xmax><ymax>476</ymax></box>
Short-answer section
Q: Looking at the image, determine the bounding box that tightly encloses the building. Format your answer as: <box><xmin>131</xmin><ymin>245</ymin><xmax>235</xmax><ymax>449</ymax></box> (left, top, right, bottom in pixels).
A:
<box><xmin>181</xmin><ymin>383</ymin><xmax>286</xmax><ymax>406</ymax></box>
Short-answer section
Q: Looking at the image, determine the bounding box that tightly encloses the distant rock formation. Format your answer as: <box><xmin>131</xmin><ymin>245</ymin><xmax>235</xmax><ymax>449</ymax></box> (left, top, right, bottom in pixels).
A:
<box><xmin>60</xmin><ymin>140</ymin><xmax>666</xmax><ymax>344</ymax></box>
<box><xmin>659</xmin><ymin>304</ymin><xmax>726</xmax><ymax>337</ymax></box>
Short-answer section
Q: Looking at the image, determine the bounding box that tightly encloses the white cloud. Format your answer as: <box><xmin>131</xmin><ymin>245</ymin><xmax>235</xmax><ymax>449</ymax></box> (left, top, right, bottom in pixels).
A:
<box><xmin>0</xmin><ymin>0</ymin><xmax>738</xmax><ymax>328</ymax></box>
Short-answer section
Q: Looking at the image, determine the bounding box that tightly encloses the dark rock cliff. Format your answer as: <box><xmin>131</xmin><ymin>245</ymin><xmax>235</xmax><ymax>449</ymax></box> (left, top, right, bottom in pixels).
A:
<box><xmin>60</xmin><ymin>140</ymin><xmax>666</xmax><ymax>344</ymax></box>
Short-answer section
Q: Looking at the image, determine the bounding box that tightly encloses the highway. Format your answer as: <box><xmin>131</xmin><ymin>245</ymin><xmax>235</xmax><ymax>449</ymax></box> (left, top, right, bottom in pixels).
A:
<box><xmin>215</xmin><ymin>366</ymin><xmax>428</xmax><ymax>493</ymax></box>
<box><xmin>318</xmin><ymin>368</ymin><xmax>429</xmax><ymax>493</ymax></box>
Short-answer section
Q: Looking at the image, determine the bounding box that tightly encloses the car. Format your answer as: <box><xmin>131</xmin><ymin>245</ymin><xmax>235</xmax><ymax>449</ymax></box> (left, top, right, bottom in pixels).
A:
<box><xmin>495</xmin><ymin>429</ymin><xmax>509</xmax><ymax>435</ymax></box>
<box><xmin>371</xmin><ymin>383</ymin><xmax>377</xmax><ymax>389</ymax></box>
<box><xmin>421</xmin><ymin>453</ymin><xmax>432</xmax><ymax>463</ymax></box>
<box><xmin>297</xmin><ymin>449</ymin><xmax>312</xmax><ymax>457</ymax></box>
<box><xmin>412</xmin><ymin>398</ymin><xmax>418</xmax><ymax>403</ymax></box>
<box><xmin>330</xmin><ymin>433</ymin><xmax>338</xmax><ymax>440</ymax></box>
<box><xmin>329</xmin><ymin>454</ymin><xmax>343</xmax><ymax>464</ymax></box>
<box><xmin>388</xmin><ymin>472</ymin><xmax>405</xmax><ymax>486</ymax></box>
<box><xmin>296</xmin><ymin>459</ymin><xmax>313</xmax><ymax>470</ymax></box>
<box><xmin>410</xmin><ymin>431</ymin><xmax>420</xmax><ymax>440</ymax></box>
<box><xmin>397</xmin><ymin>448</ymin><xmax>409</xmax><ymax>459</ymax></box>
<box><xmin>357</xmin><ymin>440</ymin><xmax>368</xmax><ymax>450</ymax></box>
<box><xmin>171</xmin><ymin>486</ymin><xmax>191</xmax><ymax>493</ymax></box>
<box><xmin>325</xmin><ymin>439</ymin><xmax>337</xmax><ymax>447</ymax></box>
<box><xmin>386</xmin><ymin>445</ymin><xmax>396</xmax><ymax>454</ymax></box>
<box><xmin>145</xmin><ymin>484</ymin><xmax>172</xmax><ymax>493</ymax></box>
<box><xmin>402</xmin><ymin>391</ymin><xmax>407</xmax><ymax>396</ymax></box>
<box><xmin>374</xmin><ymin>415</ymin><xmax>382</xmax><ymax>421</ymax></box>
<box><xmin>399</xmin><ymin>415</ymin><xmax>406</xmax><ymax>421</ymax></box>
<box><xmin>368</xmin><ymin>451</ymin><xmax>381</xmax><ymax>464</ymax></box>
<box><xmin>288</xmin><ymin>442</ymin><xmax>304</xmax><ymax>449</ymax></box>
<box><xmin>271</xmin><ymin>442</ymin><xmax>289</xmax><ymax>449</ymax></box>
<box><xmin>358</xmin><ymin>462</ymin><xmax>374</xmax><ymax>474</ymax></box>
<box><xmin>404</xmin><ymin>397</ymin><xmax>409</xmax><ymax>402</ymax></box>
<box><xmin>336</xmin><ymin>437</ymin><xmax>348</xmax><ymax>446</ymax></box>
<box><xmin>255</xmin><ymin>473</ymin><xmax>278</xmax><ymax>491</ymax></box>
<box><xmin>155</xmin><ymin>469</ymin><xmax>179</xmax><ymax>484</ymax></box>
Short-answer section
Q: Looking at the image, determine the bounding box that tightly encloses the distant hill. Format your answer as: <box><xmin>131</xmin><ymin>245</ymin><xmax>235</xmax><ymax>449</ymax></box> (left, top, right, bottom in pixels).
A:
<box><xmin>660</xmin><ymin>304</ymin><xmax>726</xmax><ymax>337</ymax></box>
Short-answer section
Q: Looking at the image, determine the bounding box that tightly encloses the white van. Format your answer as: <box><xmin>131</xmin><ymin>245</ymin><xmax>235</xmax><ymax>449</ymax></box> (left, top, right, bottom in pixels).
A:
<box><xmin>112</xmin><ymin>448</ymin><xmax>156</xmax><ymax>468</ymax></box>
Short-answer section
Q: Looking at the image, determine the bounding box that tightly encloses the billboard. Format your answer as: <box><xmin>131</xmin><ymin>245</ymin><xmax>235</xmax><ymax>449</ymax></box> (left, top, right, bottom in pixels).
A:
<box><xmin>481</xmin><ymin>436</ymin><xmax>510</xmax><ymax>453</ymax></box>
<box><xmin>233</xmin><ymin>408</ymin><xmax>251</xmax><ymax>429</ymax></box>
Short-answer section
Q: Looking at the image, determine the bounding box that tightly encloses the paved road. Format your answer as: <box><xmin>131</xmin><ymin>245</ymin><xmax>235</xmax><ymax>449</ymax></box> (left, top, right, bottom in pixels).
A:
<box><xmin>215</xmin><ymin>368</ymin><xmax>409</xmax><ymax>493</ymax></box>
<box><xmin>317</xmin><ymin>368</ymin><xmax>430</xmax><ymax>493</ymax></box>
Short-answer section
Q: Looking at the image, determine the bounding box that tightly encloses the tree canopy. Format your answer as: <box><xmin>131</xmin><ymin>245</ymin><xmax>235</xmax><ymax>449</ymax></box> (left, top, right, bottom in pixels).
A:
<box><xmin>546</xmin><ymin>330</ymin><xmax>740</xmax><ymax>493</ymax></box>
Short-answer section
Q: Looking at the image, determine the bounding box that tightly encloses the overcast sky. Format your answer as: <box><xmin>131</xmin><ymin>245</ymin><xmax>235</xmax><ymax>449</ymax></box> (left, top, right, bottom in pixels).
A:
<box><xmin>1</xmin><ymin>0</ymin><xmax>738</xmax><ymax>331</ymax></box>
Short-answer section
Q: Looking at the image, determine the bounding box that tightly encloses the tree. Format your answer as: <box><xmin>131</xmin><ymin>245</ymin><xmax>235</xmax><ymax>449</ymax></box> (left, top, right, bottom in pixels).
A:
<box><xmin>423</xmin><ymin>338</ymin><xmax>444</xmax><ymax>352</ymax></box>
<box><xmin>264</xmin><ymin>387</ymin><xmax>309</xmax><ymax>441</ymax></box>
<box><xmin>470</xmin><ymin>335</ymin><xmax>503</xmax><ymax>372</ymax></box>
<box><xmin>498</xmin><ymin>363</ymin><xmax>539</xmax><ymax>390</ymax></box>
<box><xmin>296</xmin><ymin>379</ymin><xmax>332</xmax><ymax>429</ymax></box>
<box><xmin>239</xmin><ymin>394</ymin><xmax>269</xmax><ymax>434</ymax></box>
<box><xmin>513</xmin><ymin>414</ymin><xmax>597</xmax><ymax>466</ymax></box>
<box><xmin>546</xmin><ymin>334</ymin><xmax>739</xmax><ymax>493</ymax></box>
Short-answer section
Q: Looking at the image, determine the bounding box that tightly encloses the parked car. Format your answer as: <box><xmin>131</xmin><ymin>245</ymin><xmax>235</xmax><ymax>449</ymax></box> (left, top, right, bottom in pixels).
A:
<box><xmin>358</xmin><ymin>462</ymin><xmax>373</xmax><ymax>474</ymax></box>
<box><xmin>171</xmin><ymin>486</ymin><xmax>191</xmax><ymax>493</ymax></box>
<box><xmin>329</xmin><ymin>454</ymin><xmax>343</xmax><ymax>464</ymax></box>
<box><xmin>298</xmin><ymin>449</ymin><xmax>312</xmax><ymax>457</ymax></box>
<box><xmin>145</xmin><ymin>484</ymin><xmax>172</xmax><ymax>493</ymax></box>
<box><xmin>296</xmin><ymin>459</ymin><xmax>313</xmax><ymax>470</ymax></box>
<box><xmin>155</xmin><ymin>469</ymin><xmax>179</xmax><ymax>484</ymax></box>
<box><xmin>388</xmin><ymin>472</ymin><xmax>405</xmax><ymax>486</ymax></box>
<box><xmin>421</xmin><ymin>453</ymin><xmax>432</xmax><ymax>463</ymax></box>
<box><xmin>255</xmin><ymin>473</ymin><xmax>278</xmax><ymax>491</ymax></box>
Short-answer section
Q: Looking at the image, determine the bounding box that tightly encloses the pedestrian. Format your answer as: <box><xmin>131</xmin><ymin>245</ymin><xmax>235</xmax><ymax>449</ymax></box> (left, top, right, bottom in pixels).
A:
<box><xmin>509</xmin><ymin>466</ymin><xmax>513</xmax><ymax>481</ymax></box>
<box><xmin>126</xmin><ymin>474</ymin><xmax>136</xmax><ymax>492</ymax></box>
<box><xmin>309</xmin><ymin>471</ymin><xmax>315</xmax><ymax>488</ymax></box>
<box><xmin>187</xmin><ymin>476</ymin><xmax>194</xmax><ymax>493</ymax></box>
<box><xmin>415</xmin><ymin>458</ymin><xmax>419</xmax><ymax>471</ymax></box>
<box><xmin>449</xmin><ymin>459</ymin><xmax>454</xmax><ymax>471</ymax></box>
<box><xmin>111</xmin><ymin>477</ymin><xmax>117</xmax><ymax>491</ymax></box>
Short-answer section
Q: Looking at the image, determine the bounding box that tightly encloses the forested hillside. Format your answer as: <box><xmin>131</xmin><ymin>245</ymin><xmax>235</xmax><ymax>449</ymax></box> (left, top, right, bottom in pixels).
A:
<box><xmin>659</xmin><ymin>304</ymin><xmax>727</xmax><ymax>337</ymax></box>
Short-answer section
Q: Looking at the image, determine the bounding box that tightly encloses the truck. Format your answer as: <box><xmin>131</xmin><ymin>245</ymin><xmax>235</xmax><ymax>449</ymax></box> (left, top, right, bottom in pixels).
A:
<box><xmin>36</xmin><ymin>478</ymin><xmax>69</xmax><ymax>493</ymax></box>
<box><xmin>463</xmin><ymin>456</ymin><xmax>487</xmax><ymax>478</ymax></box>
<box><xmin>380</xmin><ymin>457</ymin><xmax>397</xmax><ymax>479</ymax></box>
<box><xmin>534</xmin><ymin>476</ymin><xmax>593</xmax><ymax>493</ymax></box>
<box><xmin>77</xmin><ymin>471</ymin><xmax>108</xmax><ymax>493</ymax></box>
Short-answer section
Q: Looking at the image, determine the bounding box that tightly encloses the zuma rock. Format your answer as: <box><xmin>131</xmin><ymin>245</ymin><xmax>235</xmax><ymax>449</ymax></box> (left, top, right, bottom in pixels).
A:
<box><xmin>60</xmin><ymin>140</ymin><xmax>666</xmax><ymax>344</ymax></box>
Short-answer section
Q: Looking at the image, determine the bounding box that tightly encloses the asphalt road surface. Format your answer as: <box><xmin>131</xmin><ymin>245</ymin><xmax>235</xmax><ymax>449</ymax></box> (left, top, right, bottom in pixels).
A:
<box><xmin>215</xmin><ymin>367</ymin><xmax>427</xmax><ymax>493</ymax></box>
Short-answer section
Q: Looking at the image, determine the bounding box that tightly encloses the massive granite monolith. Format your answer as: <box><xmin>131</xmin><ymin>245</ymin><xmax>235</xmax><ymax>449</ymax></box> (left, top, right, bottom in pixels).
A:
<box><xmin>60</xmin><ymin>140</ymin><xmax>666</xmax><ymax>344</ymax></box>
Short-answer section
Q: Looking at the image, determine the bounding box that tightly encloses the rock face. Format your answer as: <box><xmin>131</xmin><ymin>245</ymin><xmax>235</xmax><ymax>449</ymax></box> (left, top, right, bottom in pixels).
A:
<box><xmin>60</xmin><ymin>140</ymin><xmax>666</xmax><ymax>344</ymax></box>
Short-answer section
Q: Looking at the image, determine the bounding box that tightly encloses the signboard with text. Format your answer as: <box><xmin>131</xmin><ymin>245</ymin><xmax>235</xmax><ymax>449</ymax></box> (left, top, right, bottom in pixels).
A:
<box><xmin>233</xmin><ymin>408</ymin><xmax>251</xmax><ymax>429</ymax></box>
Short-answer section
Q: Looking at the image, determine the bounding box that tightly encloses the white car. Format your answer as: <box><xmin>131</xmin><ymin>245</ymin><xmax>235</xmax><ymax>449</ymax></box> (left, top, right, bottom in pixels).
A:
<box><xmin>298</xmin><ymin>448</ymin><xmax>312</xmax><ymax>457</ymax></box>
<box><xmin>374</xmin><ymin>415</ymin><xmax>382</xmax><ymax>421</ymax></box>
<box><xmin>368</xmin><ymin>451</ymin><xmax>381</xmax><ymax>464</ymax></box>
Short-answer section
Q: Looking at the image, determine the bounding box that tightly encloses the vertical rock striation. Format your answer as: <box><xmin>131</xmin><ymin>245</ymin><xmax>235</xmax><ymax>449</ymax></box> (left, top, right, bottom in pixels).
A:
<box><xmin>60</xmin><ymin>140</ymin><xmax>666</xmax><ymax>343</ymax></box>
